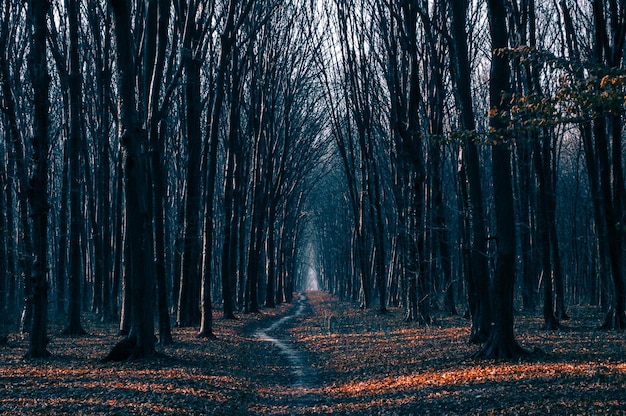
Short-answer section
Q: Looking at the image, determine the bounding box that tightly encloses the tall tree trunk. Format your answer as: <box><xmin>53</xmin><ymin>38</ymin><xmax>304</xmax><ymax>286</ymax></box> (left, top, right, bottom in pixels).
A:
<box><xmin>534</xmin><ymin>131</ymin><xmax>559</xmax><ymax>330</ymax></box>
<box><xmin>369</xmin><ymin>159</ymin><xmax>387</xmax><ymax>314</ymax></box>
<box><xmin>591</xmin><ymin>0</ymin><xmax>626</xmax><ymax>329</ymax></box>
<box><xmin>449</xmin><ymin>0</ymin><xmax>491</xmax><ymax>342</ymax></box>
<box><xmin>432</xmin><ymin>144</ymin><xmax>455</xmax><ymax>315</ymax></box>
<box><xmin>153</xmin><ymin>130</ymin><xmax>173</xmax><ymax>344</ymax></box>
<box><xmin>245</xmin><ymin>163</ymin><xmax>264</xmax><ymax>314</ymax></box>
<box><xmin>422</xmin><ymin>3</ymin><xmax>453</xmax><ymax>316</ymax></box>
<box><xmin>106</xmin><ymin>0</ymin><xmax>155</xmax><ymax>361</ymax></box>
<box><xmin>86</xmin><ymin>1</ymin><xmax>115</xmax><ymax>322</ymax></box>
<box><xmin>474</xmin><ymin>0</ymin><xmax>527</xmax><ymax>359</ymax></box>
<box><xmin>0</xmin><ymin>119</ymin><xmax>7</xmax><ymax>344</ymax></box>
<box><xmin>520</xmin><ymin>0</ymin><xmax>565</xmax><ymax>324</ymax></box>
<box><xmin>559</xmin><ymin>0</ymin><xmax>613</xmax><ymax>314</ymax></box>
<box><xmin>517</xmin><ymin>139</ymin><xmax>538</xmax><ymax>312</ymax></box>
<box><xmin>115</xmin><ymin>162</ymin><xmax>129</xmax><ymax>335</ymax></box>
<box><xmin>245</xmin><ymin>44</ymin><xmax>266</xmax><ymax>315</ymax></box>
<box><xmin>546</xmin><ymin>134</ymin><xmax>568</xmax><ymax>321</ymax></box>
<box><xmin>25</xmin><ymin>0</ymin><xmax>51</xmax><ymax>359</ymax></box>
<box><xmin>386</xmin><ymin>1</ymin><xmax>428</xmax><ymax>324</ymax></box>
<box><xmin>221</xmin><ymin>46</ymin><xmax>242</xmax><ymax>319</ymax></box>
<box><xmin>265</xmin><ymin>204</ymin><xmax>277</xmax><ymax>308</ymax></box>
<box><xmin>176</xmin><ymin>0</ymin><xmax>213</xmax><ymax>328</ymax></box>
<box><xmin>177</xmin><ymin>39</ymin><xmax>203</xmax><ymax>328</ymax></box>
<box><xmin>199</xmin><ymin>0</ymin><xmax>242</xmax><ymax>336</ymax></box>
<box><xmin>62</xmin><ymin>0</ymin><xmax>87</xmax><ymax>337</ymax></box>
<box><xmin>146</xmin><ymin>0</ymin><xmax>173</xmax><ymax>345</ymax></box>
<box><xmin>56</xmin><ymin>143</ymin><xmax>69</xmax><ymax>318</ymax></box>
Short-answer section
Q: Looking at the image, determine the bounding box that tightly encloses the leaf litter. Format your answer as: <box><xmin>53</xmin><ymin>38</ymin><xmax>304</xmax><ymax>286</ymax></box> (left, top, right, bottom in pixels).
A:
<box><xmin>1</xmin><ymin>291</ymin><xmax>625</xmax><ymax>415</ymax></box>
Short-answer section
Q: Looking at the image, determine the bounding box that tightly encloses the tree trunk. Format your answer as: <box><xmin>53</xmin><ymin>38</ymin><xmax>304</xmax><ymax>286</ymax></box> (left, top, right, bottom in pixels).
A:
<box><xmin>145</xmin><ymin>0</ymin><xmax>173</xmax><ymax>346</ymax></box>
<box><xmin>546</xmin><ymin>134</ymin><xmax>568</xmax><ymax>321</ymax></box>
<box><xmin>221</xmin><ymin>46</ymin><xmax>242</xmax><ymax>319</ymax></box>
<box><xmin>56</xmin><ymin>142</ymin><xmax>69</xmax><ymax>318</ymax></box>
<box><xmin>533</xmin><ymin>131</ymin><xmax>559</xmax><ymax>330</ymax></box>
<box><xmin>517</xmin><ymin>139</ymin><xmax>538</xmax><ymax>312</ymax></box>
<box><xmin>0</xmin><ymin>56</ymin><xmax>4</xmax><ymax>344</ymax></box>
<box><xmin>432</xmin><ymin>144</ymin><xmax>455</xmax><ymax>315</ymax></box>
<box><xmin>422</xmin><ymin>3</ymin><xmax>454</xmax><ymax>316</ymax></box>
<box><xmin>116</xmin><ymin>165</ymin><xmax>130</xmax><ymax>336</ymax></box>
<box><xmin>152</xmin><ymin>126</ymin><xmax>173</xmax><ymax>345</ymax></box>
<box><xmin>106</xmin><ymin>0</ymin><xmax>155</xmax><ymax>361</ymax></box>
<box><xmin>62</xmin><ymin>0</ymin><xmax>87</xmax><ymax>337</ymax></box>
<box><xmin>86</xmin><ymin>0</ymin><xmax>115</xmax><ymax>322</ymax></box>
<box><xmin>199</xmin><ymin>0</ymin><xmax>241</xmax><ymax>336</ymax></box>
<box><xmin>449</xmin><ymin>0</ymin><xmax>491</xmax><ymax>342</ymax></box>
<box><xmin>245</xmin><ymin>46</ymin><xmax>266</xmax><ymax>315</ymax></box>
<box><xmin>177</xmin><ymin>47</ymin><xmax>203</xmax><ymax>328</ymax></box>
<box><xmin>596</xmin><ymin>112</ymin><xmax>626</xmax><ymax>329</ymax></box>
<box><xmin>474</xmin><ymin>0</ymin><xmax>527</xmax><ymax>359</ymax></box>
<box><xmin>25</xmin><ymin>0</ymin><xmax>51</xmax><ymax>359</ymax></box>
<box><xmin>265</xmin><ymin>204</ymin><xmax>277</xmax><ymax>308</ymax></box>
<box><xmin>590</xmin><ymin>0</ymin><xmax>626</xmax><ymax>329</ymax></box>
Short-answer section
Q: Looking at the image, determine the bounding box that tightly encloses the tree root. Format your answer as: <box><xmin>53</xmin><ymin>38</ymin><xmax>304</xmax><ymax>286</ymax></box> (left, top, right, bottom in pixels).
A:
<box><xmin>469</xmin><ymin>328</ymin><xmax>490</xmax><ymax>344</ymax></box>
<box><xmin>472</xmin><ymin>331</ymin><xmax>531</xmax><ymax>360</ymax></box>
<box><xmin>102</xmin><ymin>335</ymin><xmax>136</xmax><ymax>362</ymax></box>
<box><xmin>197</xmin><ymin>330</ymin><xmax>217</xmax><ymax>339</ymax></box>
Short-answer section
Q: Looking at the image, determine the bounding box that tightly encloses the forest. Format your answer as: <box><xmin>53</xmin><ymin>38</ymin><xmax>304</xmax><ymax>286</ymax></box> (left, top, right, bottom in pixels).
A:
<box><xmin>0</xmin><ymin>0</ymin><xmax>625</xmax><ymax>414</ymax></box>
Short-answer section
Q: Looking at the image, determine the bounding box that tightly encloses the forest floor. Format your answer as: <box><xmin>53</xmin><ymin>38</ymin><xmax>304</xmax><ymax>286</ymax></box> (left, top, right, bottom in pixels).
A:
<box><xmin>1</xmin><ymin>291</ymin><xmax>626</xmax><ymax>415</ymax></box>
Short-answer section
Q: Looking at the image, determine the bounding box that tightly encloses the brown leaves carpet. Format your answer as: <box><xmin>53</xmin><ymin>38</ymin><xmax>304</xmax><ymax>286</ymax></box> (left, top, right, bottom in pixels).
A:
<box><xmin>1</xmin><ymin>292</ymin><xmax>625</xmax><ymax>415</ymax></box>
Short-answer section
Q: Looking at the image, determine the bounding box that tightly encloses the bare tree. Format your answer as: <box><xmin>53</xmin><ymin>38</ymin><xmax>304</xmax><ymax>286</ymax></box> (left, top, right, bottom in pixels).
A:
<box><xmin>59</xmin><ymin>0</ymin><xmax>87</xmax><ymax>337</ymax></box>
<box><xmin>146</xmin><ymin>0</ymin><xmax>175</xmax><ymax>345</ymax></box>
<box><xmin>557</xmin><ymin>0</ymin><xmax>625</xmax><ymax>329</ymax></box>
<box><xmin>0</xmin><ymin>2</ymin><xmax>31</xmax><ymax>336</ymax></box>
<box><xmin>474</xmin><ymin>0</ymin><xmax>528</xmax><ymax>359</ymax></box>
<box><xmin>198</xmin><ymin>0</ymin><xmax>255</xmax><ymax>336</ymax></box>
<box><xmin>449</xmin><ymin>0</ymin><xmax>492</xmax><ymax>343</ymax></box>
<box><xmin>84</xmin><ymin>1</ymin><xmax>116</xmax><ymax>323</ymax></box>
<box><xmin>386</xmin><ymin>0</ymin><xmax>429</xmax><ymax>322</ymax></box>
<box><xmin>591</xmin><ymin>0</ymin><xmax>626</xmax><ymax>329</ymax></box>
<box><xmin>176</xmin><ymin>0</ymin><xmax>205</xmax><ymax>329</ymax></box>
<box><xmin>105</xmin><ymin>0</ymin><xmax>155</xmax><ymax>361</ymax></box>
<box><xmin>24</xmin><ymin>0</ymin><xmax>51</xmax><ymax>358</ymax></box>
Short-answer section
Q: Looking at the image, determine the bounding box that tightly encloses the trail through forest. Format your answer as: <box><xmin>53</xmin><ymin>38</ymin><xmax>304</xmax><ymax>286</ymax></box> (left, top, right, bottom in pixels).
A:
<box><xmin>1</xmin><ymin>291</ymin><xmax>626</xmax><ymax>415</ymax></box>
<box><xmin>253</xmin><ymin>293</ymin><xmax>319</xmax><ymax>405</ymax></box>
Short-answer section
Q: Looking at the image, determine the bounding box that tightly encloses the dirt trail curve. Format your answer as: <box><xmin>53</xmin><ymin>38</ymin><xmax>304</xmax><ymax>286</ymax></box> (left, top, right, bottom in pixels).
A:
<box><xmin>254</xmin><ymin>293</ymin><xmax>319</xmax><ymax>408</ymax></box>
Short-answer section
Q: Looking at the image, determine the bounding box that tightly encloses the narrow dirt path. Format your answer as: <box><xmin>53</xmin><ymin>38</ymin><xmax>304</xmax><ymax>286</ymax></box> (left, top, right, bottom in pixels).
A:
<box><xmin>253</xmin><ymin>293</ymin><xmax>320</xmax><ymax>411</ymax></box>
